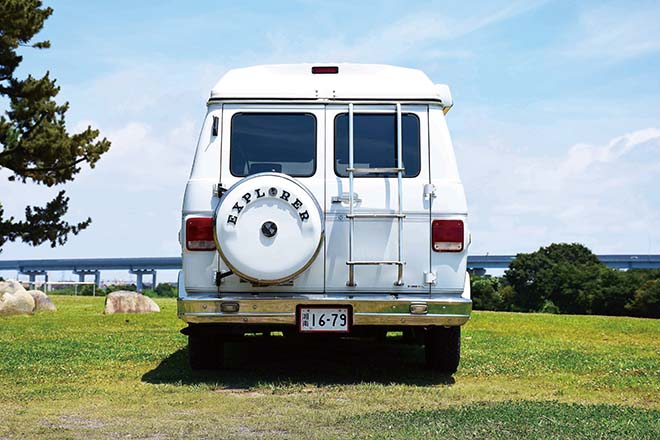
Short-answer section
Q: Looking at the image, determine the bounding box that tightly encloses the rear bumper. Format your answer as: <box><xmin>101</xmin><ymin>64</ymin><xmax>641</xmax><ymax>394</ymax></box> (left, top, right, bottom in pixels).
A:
<box><xmin>178</xmin><ymin>271</ymin><xmax>471</xmax><ymax>327</ymax></box>
<box><xmin>178</xmin><ymin>295</ymin><xmax>471</xmax><ymax>326</ymax></box>
<box><xmin>178</xmin><ymin>270</ymin><xmax>471</xmax><ymax>327</ymax></box>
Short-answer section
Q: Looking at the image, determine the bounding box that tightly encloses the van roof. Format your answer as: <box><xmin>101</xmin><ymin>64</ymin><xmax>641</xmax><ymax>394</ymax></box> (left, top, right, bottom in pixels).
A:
<box><xmin>210</xmin><ymin>63</ymin><xmax>452</xmax><ymax>109</ymax></box>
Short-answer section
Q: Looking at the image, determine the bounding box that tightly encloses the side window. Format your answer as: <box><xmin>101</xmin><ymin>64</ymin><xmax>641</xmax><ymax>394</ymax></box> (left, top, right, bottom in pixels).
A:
<box><xmin>334</xmin><ymin>113</ymin><xmax>420</xmax><ymax>177</ymax></box>
<box><xmin>230</xmin><ymin>113</ymin><xmax>317</xmax><ymax>177</ymax></box>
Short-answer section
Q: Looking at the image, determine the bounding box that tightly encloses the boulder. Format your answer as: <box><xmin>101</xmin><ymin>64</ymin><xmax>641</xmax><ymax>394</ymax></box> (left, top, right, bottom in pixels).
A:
<box><xmin>0</xmin><ymin>280</ymin><xmax>35</xmax><ymax>316</ymax></box>
<box><xmin>104</xmin><ymin>291</ymin><xmax>160</xmax><ymax>314</ymax></box>
<box><xmin>27</xmin><ymin>290</ymin><xmax>57</xmax><ymax>312</ymax></box>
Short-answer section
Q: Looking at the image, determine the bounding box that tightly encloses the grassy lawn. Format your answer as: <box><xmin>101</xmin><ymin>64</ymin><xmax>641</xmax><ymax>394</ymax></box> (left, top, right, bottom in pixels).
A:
<box><xmin>0</xmin><ymin>296</ymin><xmax>658</xmax><ymax>439</ymax></box>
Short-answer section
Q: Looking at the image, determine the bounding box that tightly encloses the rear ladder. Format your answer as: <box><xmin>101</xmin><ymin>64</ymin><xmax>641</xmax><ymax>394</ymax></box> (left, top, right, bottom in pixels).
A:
<box><xmin>346</xmin><ymin>103</ymin><xmax>405</xmax><ymax>287</ymax></box>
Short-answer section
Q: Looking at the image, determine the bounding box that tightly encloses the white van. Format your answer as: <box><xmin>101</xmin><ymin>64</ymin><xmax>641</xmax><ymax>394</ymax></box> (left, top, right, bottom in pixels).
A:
<box><xmin>178</xmin><ymin>64</ymin><xmax>471</xmax><ymax>373</ymax></box>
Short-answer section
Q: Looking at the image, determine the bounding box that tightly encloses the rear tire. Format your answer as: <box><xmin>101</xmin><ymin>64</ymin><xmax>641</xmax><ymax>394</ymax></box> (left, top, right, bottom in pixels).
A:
<box><xmin>425</xmin><ymin>326</ymin><xmax>460</xmax><ymax>374</ymax></box>
<box><xmin>188</xmin><ymin>333</ymin><xmax>224</xmax><ymax>370</ymax></box>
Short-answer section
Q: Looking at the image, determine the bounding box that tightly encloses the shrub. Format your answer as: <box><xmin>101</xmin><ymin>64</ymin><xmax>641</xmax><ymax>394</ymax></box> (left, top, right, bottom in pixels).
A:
<box><xmin>104</xmin><ymin>284</ymin><xmax>137</xmax><ymax>294</ymax></box>
<box><xmin>471</xmin><ymin>276</ymin><xmax>504</xmax><ymax>311</ymax></box>
<box><xmin>539</xmin><ymin>299</ymin><xmax>560</xmax><ymax>314</ymax></box>
<box><xmin>154</xmin><ymin>283</ymin><xmax>177</xmax><ymax>298</ymax></box>
<box><xmin>626</xmin><ymin>279</ymin><xmax>660</xmax><ymax>318</ymax></box>
<box><xmin>79</xmin><ymin>285</ymin><xmax>96</xmax><ymax>296</ymax></box>
<box><xmin>141</xmin><ymin>289</ymin><xmax>156</xmax><ymax>298</ymax></box>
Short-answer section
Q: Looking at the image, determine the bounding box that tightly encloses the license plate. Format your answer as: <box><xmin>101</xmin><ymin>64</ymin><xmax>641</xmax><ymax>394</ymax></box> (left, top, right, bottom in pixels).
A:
<box><xmin>298</xmin><ymin>306</ymin><xmax>351</xmax><ymax>333</ymax></box>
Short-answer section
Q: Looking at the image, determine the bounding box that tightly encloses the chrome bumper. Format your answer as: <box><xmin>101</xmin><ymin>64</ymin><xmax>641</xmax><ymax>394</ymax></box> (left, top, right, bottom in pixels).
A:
<box><xmin>178</xmin><ymin>295</ymin><xmax>471</xmax><ymax>326</ymax></box>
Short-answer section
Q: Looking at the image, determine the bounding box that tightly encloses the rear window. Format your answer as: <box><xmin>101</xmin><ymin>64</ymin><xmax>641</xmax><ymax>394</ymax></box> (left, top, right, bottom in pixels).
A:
<box><xmin>335</xmin><ymin>113</ymin><xmax>420</xmax><ymax>177</ymax></box>
<box><xmin>230</xmin><ymin>113</ymin><xmax>317</xmax><ymax>177</ymax></box>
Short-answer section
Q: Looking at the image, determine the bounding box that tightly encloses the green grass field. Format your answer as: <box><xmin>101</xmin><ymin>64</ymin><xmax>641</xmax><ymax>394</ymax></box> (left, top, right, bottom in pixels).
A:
<box><xmin>1</xmin><ymin>296</ymin><xmax>658</xmax><ymax>439</ymax></box>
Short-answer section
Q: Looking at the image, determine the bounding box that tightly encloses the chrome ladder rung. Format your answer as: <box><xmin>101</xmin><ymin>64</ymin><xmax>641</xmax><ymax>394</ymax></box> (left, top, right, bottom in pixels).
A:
<box><xmin>346</xmin><ymin>213</ymin><xmax>406</xmax><ymax>219</ymax></box>
<box><xmin>347</xmin><ymin>260</ymin><xmax>403</xmax><ymax>266</ymax></box>
<box><xmin>346</xmin><ymin>102</ymin><xmax>406</xmax><ymax>287</ymax></box>
<box><xmin>346</xmin><ymin>167</ymin><xmax>404</xmax><ymax>174</ymax></box>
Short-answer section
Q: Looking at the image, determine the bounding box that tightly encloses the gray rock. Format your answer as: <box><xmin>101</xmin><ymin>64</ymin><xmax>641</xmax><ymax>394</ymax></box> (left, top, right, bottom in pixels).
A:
<box><xmin>27</xmin><ymin>290</ymin><xmax>57</xmax><ymax>312</ymax></box>
<box><xmin>0</xmin><ymin>280</ymin><xmax>35</xmax><ymax>316</ymax></box>
<box><xmin>104</xmin><ymin>291</ymin><xmax>160</xmax><ymax>314</ymax></box>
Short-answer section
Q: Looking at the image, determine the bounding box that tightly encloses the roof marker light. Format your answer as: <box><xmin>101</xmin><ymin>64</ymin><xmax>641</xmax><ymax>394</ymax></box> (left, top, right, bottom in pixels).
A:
<box><xmin>312</xmin><ymin>66</ymin><xmax>339</xmax><ymax>74</ymax></box>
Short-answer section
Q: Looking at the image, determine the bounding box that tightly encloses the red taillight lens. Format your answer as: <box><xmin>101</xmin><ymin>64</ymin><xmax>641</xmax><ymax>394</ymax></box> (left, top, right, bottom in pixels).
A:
<box><xmin>186</xmin><ymin>217</ymin><xmax>216</xmax><ymax>251</ymax></box>
<box><xmin>432</xmin><ymin>219</ymin><xmax>464</xmax><ymax>252</ymax></box>
<box><xmin>311</xmin><ymin>66</ymin><xmax>339</xmax><ymax>74</ymax></box>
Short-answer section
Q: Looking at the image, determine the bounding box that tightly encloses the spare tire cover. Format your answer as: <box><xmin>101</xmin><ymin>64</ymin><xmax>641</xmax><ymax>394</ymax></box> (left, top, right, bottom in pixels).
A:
<box><xmin>214</xmin><ymin>173</ymin><xmax>323</xmax><ymax>284</ymax></box>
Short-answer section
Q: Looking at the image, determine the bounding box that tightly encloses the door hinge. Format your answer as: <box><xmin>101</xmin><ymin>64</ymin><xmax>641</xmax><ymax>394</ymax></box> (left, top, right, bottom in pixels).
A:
<box><xmin>423</xmin><ymin>184</ymin><xmax>436</xmax><ymax>200</ymax></box>
<box><xmin>213</xmin><ymin>183</ymin><xmax>227</xmax><ymax>198</ymax></box>
<box><xmin>424</xmin><ymin>271</ymin><xmax>437</xmax><ymax>285</ymax></box>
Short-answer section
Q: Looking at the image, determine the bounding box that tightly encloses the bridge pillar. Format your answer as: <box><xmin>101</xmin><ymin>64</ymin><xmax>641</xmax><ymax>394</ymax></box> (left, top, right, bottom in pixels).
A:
<box><xmin>129</xmin><ymin>269</ymin><xmax>155</xmax><ymax>292</ymax></box>
<box><xmin>21</xmin><ymin>270</ymin><xmax>47</xmax><ymax>290</ymax></box>
<box><xmin>74</xmin><ymin>270</ymin><xmax>102</xmax><ymax>288</ymax></box>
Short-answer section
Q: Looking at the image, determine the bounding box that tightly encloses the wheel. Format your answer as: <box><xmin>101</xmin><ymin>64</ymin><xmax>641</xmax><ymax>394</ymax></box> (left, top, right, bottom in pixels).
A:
<box><xmin>375</xmin><ymin>328</ymin><xmax>389</xmax><ymax>342</ymax></box>
<box><xmin>188</xmin><ymin>332</ymin><xmax>224</xmax><ymax>370</ymax></box>
<box><xmin>402</xmin><ymin>328</ymin><xmax>424</xmax><ymax>344</ymax></box>
<box><xmin>425</xmin><ymin>326</ymin><xmax>461</xmax><ymax>374</ymax></box>
<box><xmin>282</xmin><ymin>326</ymin><xmax>299</xmax><ymax>339</ymax></box>
<box><xmin>402</xmin><ymin>328</ymin><xmax>415</xmax><ymax>343</ymax></box>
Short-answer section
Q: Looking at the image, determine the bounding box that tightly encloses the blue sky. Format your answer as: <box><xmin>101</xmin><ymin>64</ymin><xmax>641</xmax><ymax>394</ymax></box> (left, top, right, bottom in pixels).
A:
<box><xmin>2</xmin><ymin>0</ymin><xmax>660</xmax><ymax>281</ymax></box>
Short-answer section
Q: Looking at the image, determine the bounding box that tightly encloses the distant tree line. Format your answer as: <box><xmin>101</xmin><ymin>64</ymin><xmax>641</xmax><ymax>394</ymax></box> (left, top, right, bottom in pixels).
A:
<box><xmin>47</xmin><ymin>283</ymin><xmax>178</xmax><ymax>298</ymax></box>
<box><xmin>471</xmin><ymin>243</ymin><xmax>660</xmax><ymax>319</ymax></box>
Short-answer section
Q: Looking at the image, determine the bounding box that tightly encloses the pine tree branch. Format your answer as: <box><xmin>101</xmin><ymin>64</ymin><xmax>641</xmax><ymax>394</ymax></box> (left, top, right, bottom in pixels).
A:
<box><xmin>0</xmin><ymin>115</ymin><xmax>48</xmax><ymax>158</ymax></box>
<box><xmin>9</xmin><ymin>156</ymin><xmax>87</xmax><ymax>174</ymax></box>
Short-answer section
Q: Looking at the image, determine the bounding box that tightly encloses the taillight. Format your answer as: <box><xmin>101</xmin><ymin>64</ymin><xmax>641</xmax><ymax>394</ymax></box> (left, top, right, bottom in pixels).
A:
<box><xmin>432</xmin><ymin>219</ymin><xmax>464</xmax><ymax>252</ymax></box>
<box><xmin>186</xmin><ymin>217</ymin><xmax>216</xmax><ymax>251</ymax></box>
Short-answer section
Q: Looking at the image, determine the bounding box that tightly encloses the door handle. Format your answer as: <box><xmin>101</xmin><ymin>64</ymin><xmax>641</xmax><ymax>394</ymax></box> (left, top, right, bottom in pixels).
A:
<box><xmin>331</xmin><ymin>193</ymin><xmax>361</xmax><ymax>204</ymax></box>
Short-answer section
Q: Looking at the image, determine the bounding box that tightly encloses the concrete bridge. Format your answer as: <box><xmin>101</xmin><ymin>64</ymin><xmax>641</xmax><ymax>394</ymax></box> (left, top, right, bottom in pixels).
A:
<box><xmin>0</xmin><ymin>257</ymin><xmax>181</xmax><ymax>291</ymax></box>
<box><xmin>1</xmin><ymin>255</ymin><xmax>659</xmax><ymax>291</ymax></box>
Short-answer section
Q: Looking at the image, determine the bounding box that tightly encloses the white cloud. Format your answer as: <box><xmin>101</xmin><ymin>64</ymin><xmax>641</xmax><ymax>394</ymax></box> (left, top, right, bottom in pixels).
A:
<box><xmin>260</xmin><ymin>1</ymin><xmax>546</xmax><ymax>63</ymax></box>
<box><xmin>55</xmin><ymin>59</ymin><xmax>229</xmax><ymax>195</ymax></box>
<box><xmin>458</xmin><ymin>127</ymin><xmax>660</xmax><ymax>254</ymax></box>
<box><xmin>561</xmin><ymin>128</ymin><xmax>660</xmax><ymax>176</ymax></box>
<box><xmin>81</xmin><ymin>120</ymin><xmax>194</xmax><ymax>192</ymax></box>
<box><xmin>564</xmin><ymin>5</ymin><xmax>660</xmax><ymax>62</ymax></box>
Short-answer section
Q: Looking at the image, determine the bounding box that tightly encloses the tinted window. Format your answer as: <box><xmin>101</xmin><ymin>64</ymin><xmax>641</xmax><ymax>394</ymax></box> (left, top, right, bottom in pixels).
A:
<box><xmin>230</xmin><ymin>113</ymin><xmax>316</xmax><ymax>177</ymax></box>
<box><xmin>335</xmin><ymin>113</ymin><xmax>420</xmax><ymax>177</ymax></box>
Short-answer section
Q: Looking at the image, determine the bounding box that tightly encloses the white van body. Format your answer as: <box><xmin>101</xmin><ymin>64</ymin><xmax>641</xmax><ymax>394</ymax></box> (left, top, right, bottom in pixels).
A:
<box><xmin>178</xmin><ymin>64</ymin><xmax>471</xmax><ymax>372</ymax></box>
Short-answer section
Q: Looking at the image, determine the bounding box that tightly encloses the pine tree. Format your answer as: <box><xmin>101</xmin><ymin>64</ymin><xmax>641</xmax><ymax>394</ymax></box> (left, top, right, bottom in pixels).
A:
<box><xmin>0</xmin><ymin>0</ymin><xmax>110</xmax><ymax>251</ymax></box>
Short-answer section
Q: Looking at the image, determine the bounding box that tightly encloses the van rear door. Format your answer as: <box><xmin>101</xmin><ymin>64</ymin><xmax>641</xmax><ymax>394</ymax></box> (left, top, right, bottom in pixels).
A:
<box><xmin>217</xmin><ymin>104</ymin><xmax>326</xmax><ymax>293</ymax></box>
<box><xmin>324</xmin><ymin>104</ymin><xmax>431</xmax><ymax>293</ymax></box>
